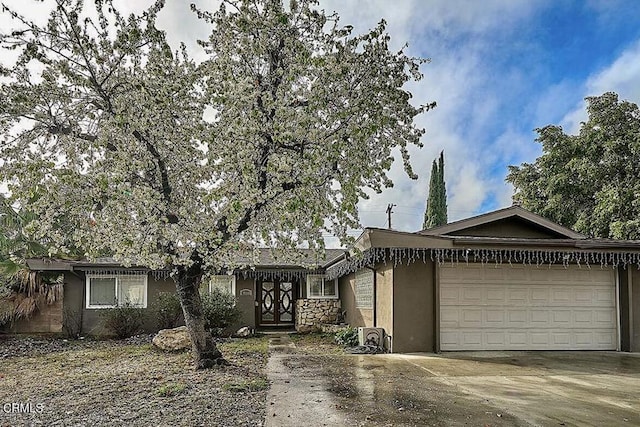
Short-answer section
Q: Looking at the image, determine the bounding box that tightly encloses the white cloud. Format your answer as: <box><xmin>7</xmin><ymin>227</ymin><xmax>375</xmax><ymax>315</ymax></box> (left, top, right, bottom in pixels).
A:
<box><xmin>314</xmin><ymin>1</ymin><xmax>558</xmax><ymax>232</ymax></box>
<box><xmin>587</xmin><ymin>40</ymin><xmax>640</xmax><ymax>102</ymax></box>
<box><xmin>561</xmin><ymin>39</ymin><xmax>640</xmax><ymax>134</ymax></box>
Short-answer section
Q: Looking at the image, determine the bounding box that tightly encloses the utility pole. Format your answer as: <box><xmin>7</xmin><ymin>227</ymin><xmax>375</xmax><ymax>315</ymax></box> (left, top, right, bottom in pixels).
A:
<box><xmin>386</xmin><ymin>204</ymin><xmax>396</xmax><ymax>229</ymax></box>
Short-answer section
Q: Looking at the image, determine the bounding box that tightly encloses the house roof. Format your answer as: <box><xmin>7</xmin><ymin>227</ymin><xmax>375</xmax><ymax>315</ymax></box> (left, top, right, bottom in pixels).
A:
<box><xmin>418</xmin><ymin>205</ymin><xmax>586</xmax><ymax>239</ymax></box>
<box><xmin>340</xmin><ymin>206</ymin><xmax>640</xmax><ymax>254</ymax></box>
<box><xmin>26</xmin><ymin>248</ymin><xmax>347</xmax><ymax>272</ymax></box>
<box><xmin>234</xmin><ymin>248</ymin><xmax>345</xmax><ymax>268</ymax></box>
<box><xmin>26</xmin><ymin>207</ymin><xmax>640</xmax><ymax>276</ymax></box>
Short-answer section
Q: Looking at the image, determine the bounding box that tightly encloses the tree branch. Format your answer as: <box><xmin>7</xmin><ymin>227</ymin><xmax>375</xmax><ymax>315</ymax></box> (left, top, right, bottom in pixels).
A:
<box><xmin>131</xmin><ymin>130</ymin><xmax>173</xmax><ymax>215</ymax></box>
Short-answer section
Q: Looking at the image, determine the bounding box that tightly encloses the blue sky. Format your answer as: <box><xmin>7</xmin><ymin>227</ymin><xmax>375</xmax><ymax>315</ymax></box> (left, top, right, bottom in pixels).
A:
<box><xmin>315</xmin><ymin>0</ymin><xmax>640</xmax><ymax>234</ymax></box>
<box><xmin>3</xmin><ymin>0</ymin><xmax>640</xmax><ymax>239</ymax></box>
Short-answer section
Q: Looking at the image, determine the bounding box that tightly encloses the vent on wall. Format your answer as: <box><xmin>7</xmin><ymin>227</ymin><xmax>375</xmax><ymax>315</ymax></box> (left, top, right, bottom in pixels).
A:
<box><xmin>358</xmin><ymin>327</ymin><xmax>385</xmax><ymax>348</ymax></box>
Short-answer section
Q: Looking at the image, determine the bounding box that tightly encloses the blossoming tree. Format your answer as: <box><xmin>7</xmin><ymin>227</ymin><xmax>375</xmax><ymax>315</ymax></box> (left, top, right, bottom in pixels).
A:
<box><xmin>0</xmin><ymin>0</ymin><xmax>432</xmax><ymax>368</ymax></box>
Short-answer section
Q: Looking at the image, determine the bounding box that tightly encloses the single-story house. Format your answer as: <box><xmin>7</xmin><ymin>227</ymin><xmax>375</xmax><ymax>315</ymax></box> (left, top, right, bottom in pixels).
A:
<box><xmin>8</xmin><ymin>206</ymin><xmax>640</xmax><ymax>353</ymax></box>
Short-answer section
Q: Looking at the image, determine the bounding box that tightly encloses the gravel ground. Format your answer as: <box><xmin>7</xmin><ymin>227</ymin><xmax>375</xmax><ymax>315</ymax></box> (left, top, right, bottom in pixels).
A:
<box><xmin>0</xmin><ymin>334</ymin><xmax>268</xmax><ymax>426</ymax></box>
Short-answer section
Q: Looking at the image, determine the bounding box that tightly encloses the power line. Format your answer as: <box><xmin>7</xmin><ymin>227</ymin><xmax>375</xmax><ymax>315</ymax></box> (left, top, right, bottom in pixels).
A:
<box><xmin>386</xmin><ymin>204</ymin><xmax>396</xmax><ymax>229</ymax></box>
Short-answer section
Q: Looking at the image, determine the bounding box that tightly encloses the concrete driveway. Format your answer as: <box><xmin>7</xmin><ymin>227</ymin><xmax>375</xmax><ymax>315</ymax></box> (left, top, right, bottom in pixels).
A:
<box><xmin>398</xmin><ymin>351</ymin><xmax>640</xmax><ymax>426</ymax></box>
<box><xmin>266</xmin><ymin>337</ymin><xmax>640</xmax><ymax>426</ymax></box>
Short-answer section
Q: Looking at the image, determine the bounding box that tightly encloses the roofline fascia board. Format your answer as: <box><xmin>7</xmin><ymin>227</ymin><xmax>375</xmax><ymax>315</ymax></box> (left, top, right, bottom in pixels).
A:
<box><xmin>367</xmin><ymin>228</ymin><xmax>453</xmax><ymax>249</ymax></box>
<box><xmin>450</xmin><ymin>237</ymin><xmax>640</xmax><ymax>251</ymax></box>
<box><xmin>26</xmin><ymin>258</ymin><xmax>73</xmax><ymax>271</ymax></box>
<box><xmin>321</xmin><ymin>250</ymin><xmax>350</xmax><ymax>269</ymax></box>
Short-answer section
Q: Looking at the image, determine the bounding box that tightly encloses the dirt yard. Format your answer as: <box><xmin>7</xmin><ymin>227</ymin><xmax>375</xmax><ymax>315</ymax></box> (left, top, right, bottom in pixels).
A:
<box><xmin>0</xmin><ymin>334</ymin><xmax>269</xmax><ymax>426</ymax></box>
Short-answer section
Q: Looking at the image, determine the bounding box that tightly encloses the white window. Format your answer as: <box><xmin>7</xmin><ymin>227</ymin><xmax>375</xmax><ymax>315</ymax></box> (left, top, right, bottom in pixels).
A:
<box><xmin>86</xmin><ymin>274</ymin><xmax>148</xmax><ymax>309</ymax></box>
<box><xmin>306</xmin><ymin>274</ymin><xmax>338</xmax><ymax>299</ymax></box>
<box><xmin>207</xmin><ymin>275</ymin><xmax>236</xmax><ymax>296</ymax></box>
<box><xmin>355</xmin><ymin>268</ymin><xmax>374</xmax><ymax>309</ymax></box>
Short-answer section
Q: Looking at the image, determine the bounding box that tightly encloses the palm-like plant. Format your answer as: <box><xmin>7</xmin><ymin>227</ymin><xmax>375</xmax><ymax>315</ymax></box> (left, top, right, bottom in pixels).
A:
<box><xmin>0</xmin><ymin>195</ymin><xmax>63</xmax><ymax>325</ymax></box>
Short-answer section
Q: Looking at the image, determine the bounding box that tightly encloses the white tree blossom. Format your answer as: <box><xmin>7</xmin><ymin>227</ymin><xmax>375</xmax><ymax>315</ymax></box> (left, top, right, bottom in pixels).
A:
<box><xmin>0</xmin><ymin>0</ymin><xmax>432</xmax><ymax>367</ymax></box>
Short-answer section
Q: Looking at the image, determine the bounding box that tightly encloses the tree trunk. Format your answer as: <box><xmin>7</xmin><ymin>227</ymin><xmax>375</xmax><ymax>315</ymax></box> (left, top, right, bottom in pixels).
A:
<box><xmin>174</xmin><ymin>263</ymin><xmax>224</xmax><ymax>369</ymax></box>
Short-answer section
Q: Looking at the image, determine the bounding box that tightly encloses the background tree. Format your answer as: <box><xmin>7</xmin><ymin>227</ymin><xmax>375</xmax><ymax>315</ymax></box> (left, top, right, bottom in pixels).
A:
<box><xmin>423</xmin><ymin>150</ymin><xmax>447</xmax><ymax>228</ymax></box>
<box><xmin>0</xmin><ymin>0</ymin><xmax>432</xmax><ymax>368</ymax></box>
<box><xmin>507</xmin><ymin>92</ymin><xmax>640</xmax><ymax>239</ymax></box>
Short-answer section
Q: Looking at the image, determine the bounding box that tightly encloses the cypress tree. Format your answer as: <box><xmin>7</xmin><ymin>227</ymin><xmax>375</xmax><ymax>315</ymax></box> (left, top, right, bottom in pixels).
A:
<box><xmin>423</xmin><ymin>151</ymin><xmax>448</xmax><ymax>229</ymax></box>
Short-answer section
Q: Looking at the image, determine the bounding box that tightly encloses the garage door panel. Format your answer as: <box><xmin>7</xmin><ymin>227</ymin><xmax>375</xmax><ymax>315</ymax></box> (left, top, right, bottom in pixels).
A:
<box><xmin>530</xmin><ymin>310</ymin><xmax>550</xmax><ymax>325</ymax></box>
<box><xmin>507</xmin><ymin>310</ymin><xmax>527</xmax><ymax>325</ymax></box>
<box><xmin>440</xmin><ymin>264</ymin><xmax>617</xmax><ymax>351</ymax></box>
<box><xmin>595</xmin><ymin>289</ymin><xmax>614</xmax><ymax>304</ymax></box>
<box><xmin>440</xmin><ymin>309</ymin><xmax>459</xmax><ymax>326</ymax></box>
<box><xmin>440</xmin><ymin>331</ymin><xmax>458</xmax><ymax>347</ymax></box>
<box><xmin>574</xmin><ymin>310</ymin><xmax>593</xmax><ymax>325</ymax></box>
<box><xmin>461</xmin><ymin>309</ymin><xmax>482</xmax><ymax>326</ymax></box>
<box><xmin>508</xmin><ymin>332</ymin><xmax>527</xmax><ymax>346</ymax></box>
<box><xmin>462</xmin><ymin>288</ymin><xmax>482</xmax><ymax>303</ymax></box>
<box><xmin>486</xmin><ymin>288</ymin><xmax>506</xmax><ymax>303</ymax></box>
<box><xmin>552</xmin><ymin>289</ymin><xmax>572</xmax><ymax>303</ymax></box>
<box><xmin>440</xmin><ymin>287</ymin><xmax>459</xmax><ymax>303</ymax></box>
<box><xmin>575</xmin><ymin>289</ymin><xmax>593</xmax><ymax>303</ymax></box>
<box><xmin>485</xmin><ymin>310</ymin><xmax>505</xmax><ymax>326</ymax></box>
<box><xmin>486</xmin><ymin>331</ymin><xmax>505</xmax><ymax>346</ymax></box>
<box><xmin>594</xmin><ymin>309</ymin><xmax>615</xmax><ymax>325</ymax></box>
<box><xmin>462</xmin><ymin>332</ymin><xmax>482</xmax><ymax>346</ymax></box>
<box><xmin>484</xmin><ymin>268</ymin><xmax>505</xmax><ymax>281</ymax></box>
<box><xmin>594</xmin><ymin>332</ymin><xmax>617</xmax><ymax>347</ymax></box>
<box><xmin>530</xmin><ymin>332</ymin><xmax>549</xmax><ymax>345</ymax></box>
<box><xmin>530</xmin><ymin>288</ymin><xmax>550</xmax><ymax>303</ymax></box>
<box><xmin>552</xmin><ymin>333</ymin><xmax>571</xmax><ymax>346</ymax></box>
<box><xmin>552</xmin><ymin>310</ymin><xmax>571</xmax><ymax>325</ymax></box>
<box><xmin>508</xmin><ymin>289</ymin><xmax>527</xmax><ymax>304</ymax></box>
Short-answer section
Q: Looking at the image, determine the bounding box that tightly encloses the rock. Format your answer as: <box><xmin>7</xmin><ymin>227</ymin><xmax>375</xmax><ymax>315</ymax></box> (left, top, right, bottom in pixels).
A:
<box><xmin>235</xmin><ymin>326</ymin><xmax>252</xmax><ymax>337</ymax></box>
<box><xmin>152</xmin><ymin>326</ymin><xmax>191</xmax><ymax>351</ymax></box>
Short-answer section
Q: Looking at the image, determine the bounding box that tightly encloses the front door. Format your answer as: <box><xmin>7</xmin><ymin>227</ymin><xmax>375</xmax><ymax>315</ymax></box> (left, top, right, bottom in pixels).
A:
<box><xmin>258</xmin><ymin>280</ymin><xmax>295</xmax><ymax>326</ymax></box>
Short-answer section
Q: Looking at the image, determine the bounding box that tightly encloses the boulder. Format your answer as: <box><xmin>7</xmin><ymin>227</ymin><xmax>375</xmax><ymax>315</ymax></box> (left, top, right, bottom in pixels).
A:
<box><xmin>152</xmin><ymin>326</ymin><xmax>191</xmax><ymax>351</ymax></box>
<box><xmin>235</xmin><ymin>326</ymin><xmax>253</xmax><ymax>337</ymax></box>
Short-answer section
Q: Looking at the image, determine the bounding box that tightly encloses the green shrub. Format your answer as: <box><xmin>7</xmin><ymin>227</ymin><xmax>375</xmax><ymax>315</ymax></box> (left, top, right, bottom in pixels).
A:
<box><xmin>100</xmin><ymin>303</ymin><xmax>145</xmax><ymax>339</ymax></box>
<box><xmin>150</xmin><ymin>292</ymin><xmax>183</xmax><ymax>330</ymax></box>
<box><xmin>334</xmin><ymin>326</ymin><xmax>358</xmax><ymax>347</ymax></box>
<box><xmin>201</xmin><ymin>288</ymin><xmax>241</xmax><ymax>336</ymax></box>
<box><xmin>62</xmin><ymin>306</ymin><xmax>83</xmax><ymax>338</ymax></box>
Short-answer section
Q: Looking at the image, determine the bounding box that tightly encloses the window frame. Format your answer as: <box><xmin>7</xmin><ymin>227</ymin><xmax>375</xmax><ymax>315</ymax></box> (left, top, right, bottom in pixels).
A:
<box><xmin>208</xmin><ymin>274</ymin><xmax>236</xmax><ymax>296</ymax></box>
<box><xmin>306</xmin><ymin>274</ymin><xmax>339</xmax><ymax>299</ymax></box>
<box><xmin>85</xmin><ymin>274</ymin><xmax>148</xmax><ymax>309</ymax></box>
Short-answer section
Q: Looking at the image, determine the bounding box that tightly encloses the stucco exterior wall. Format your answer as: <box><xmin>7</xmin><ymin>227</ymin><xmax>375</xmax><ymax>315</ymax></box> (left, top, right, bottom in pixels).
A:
<box><xmin>391</xmin><ymin>260</ymin><xmax>435</xmax><ymax>353</ymax></box>
<box><xmin>338</xmin><ymin>272</ymin><xmax>373</xmax><ymax>327</ymax></box>
<box><xmin>234</xmin><ymin>277</ymin><xmax>256</xmax><ymax>329</ymax></box>
<box><xmin>64</xmin><ymin>273</ymin><xmax>177</xmax><ymax>336</ymax></box>
<box><xmin>64</xmin><ymin>273</ymin><xmax>86</xmax><ymax>334</ymax></box>
<box><xmin>144</xmin><ymin>277</ymin><xmax>179</xmax><ymax>331</ymax></box>
<box><xmin>620</xmin><ymin>267</ymin><xmax>631</xmax><ymax>351</ymax></box>
<box><xmin>632</xmin><ymin>269</ymin><xmax>640</xmax><ymax>352</ymax></box>
<box><xmin>375</xmin><ymin>263</ymin><xmax>393</xmax><ymax>340</ymax></box>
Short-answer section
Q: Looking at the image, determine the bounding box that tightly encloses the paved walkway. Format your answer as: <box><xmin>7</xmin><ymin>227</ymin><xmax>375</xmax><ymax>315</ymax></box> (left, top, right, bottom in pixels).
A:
<box><xmin>265</xmin><ymin>334</ymin><xmax>347</xmax><ymax>427</ymax></box>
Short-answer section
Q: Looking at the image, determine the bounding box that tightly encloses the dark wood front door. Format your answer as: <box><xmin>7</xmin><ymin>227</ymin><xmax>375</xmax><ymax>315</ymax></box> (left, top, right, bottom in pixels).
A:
<box><xmin>258</xmin><ymin>280</ymin><xmax>295</xmax><ymax>325</ymax></box>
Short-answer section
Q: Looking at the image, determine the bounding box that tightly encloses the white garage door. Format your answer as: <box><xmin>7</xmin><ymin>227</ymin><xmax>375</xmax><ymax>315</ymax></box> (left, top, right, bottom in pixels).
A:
<box><xmin>439</xmin><ymin>263</ymin><xmax>617</xmax><ymax>351</ymax></box>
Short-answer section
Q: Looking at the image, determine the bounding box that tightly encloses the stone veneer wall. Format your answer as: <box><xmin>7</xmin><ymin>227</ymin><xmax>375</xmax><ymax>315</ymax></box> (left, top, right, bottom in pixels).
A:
<box><xmin>295</xmin><ymin>299</ymin><xmax>341</xmax><ymax>332</ymax></box>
